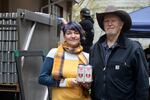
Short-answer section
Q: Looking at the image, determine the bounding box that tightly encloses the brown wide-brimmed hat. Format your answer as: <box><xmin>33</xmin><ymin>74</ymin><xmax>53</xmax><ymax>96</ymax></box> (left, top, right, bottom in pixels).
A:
<box><xmin>96</xmin><ymin>5</ymin><xmax>132</xmax><ymax>33</ymax></box>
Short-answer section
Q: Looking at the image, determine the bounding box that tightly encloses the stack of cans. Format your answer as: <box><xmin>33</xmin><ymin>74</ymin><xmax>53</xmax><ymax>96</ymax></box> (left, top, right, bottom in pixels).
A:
<box><xmin>0</xmin><ymin>12</ymin><xmax>18</xmax><ymax>84</ymax></box>
<box><xmin>77</xmin><ymin>64</ymin><xmax>92</xmax><ymax>83</ymax></box>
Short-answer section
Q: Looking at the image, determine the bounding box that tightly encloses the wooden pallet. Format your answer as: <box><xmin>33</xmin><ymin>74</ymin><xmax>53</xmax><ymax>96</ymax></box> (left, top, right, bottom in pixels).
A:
<box><xmin>0</xmin><ymin>83</ymin><xmax>19</xmax><ymax>92</ymax></box>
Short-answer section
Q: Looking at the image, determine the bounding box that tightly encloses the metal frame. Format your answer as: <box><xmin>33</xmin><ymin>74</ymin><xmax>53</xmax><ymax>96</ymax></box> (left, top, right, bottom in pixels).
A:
<box><xmin>17</xmin><ymin>9</ymin><xmax>51</xmax><ymax>26</ymax></box>
<box><xmin>14</xmin><ymin>50</ymin><xmax>47</xmax><ymax>100</ymax></box>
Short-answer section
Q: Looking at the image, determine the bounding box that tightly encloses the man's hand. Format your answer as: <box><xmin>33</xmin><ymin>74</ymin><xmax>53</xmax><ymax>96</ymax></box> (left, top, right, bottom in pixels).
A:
<box><xmin>78</xmin><ymin>82</ymin><xmax>91</xmax><ymax>89</ymax></box>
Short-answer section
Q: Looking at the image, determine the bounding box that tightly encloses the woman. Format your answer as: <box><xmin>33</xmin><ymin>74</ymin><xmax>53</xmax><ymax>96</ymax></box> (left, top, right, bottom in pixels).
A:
<box><xmin>38</xmin><ymin>21</ymin><xmax>91</xmax><ymax>100</ymax></box>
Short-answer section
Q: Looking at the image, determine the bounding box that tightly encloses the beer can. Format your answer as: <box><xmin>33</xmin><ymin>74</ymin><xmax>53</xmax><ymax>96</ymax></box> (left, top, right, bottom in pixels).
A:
<box><xmin>77</xmin><ymin>64</ymin><xmax>93</xmax><ymax>83</ymax></box>
<box><xmin>77</xmin><ymin>64</ymin><xmax>85</xmax><ymax>82</ymax></box>
<box><xmin>84</xmin><ymin>64</ymin><xmax>92</xmax><ymax>82</ymax></box>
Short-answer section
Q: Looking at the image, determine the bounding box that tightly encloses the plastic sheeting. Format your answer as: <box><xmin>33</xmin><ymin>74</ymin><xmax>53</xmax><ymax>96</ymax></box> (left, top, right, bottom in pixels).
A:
<box><xmin>130</xmin><ymin>6</ymin><xmax>150</xmax><ymax>32</ymax></box>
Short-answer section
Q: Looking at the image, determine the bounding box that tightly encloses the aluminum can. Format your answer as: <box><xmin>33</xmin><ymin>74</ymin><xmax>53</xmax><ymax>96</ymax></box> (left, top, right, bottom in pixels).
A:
<box><xmin>84</xmin><ymin>64</ymin><xmax>92</xmax><ymax>82</ymax></box>
<box><xmin>77</xmin><ymin>64</ymin><xmax>92</xmax><ymax>83</ymax></box>
<box><xmin>77</xmin><ymin>64</ymin><xmax>85</xmax><ymax>82</ymax></box>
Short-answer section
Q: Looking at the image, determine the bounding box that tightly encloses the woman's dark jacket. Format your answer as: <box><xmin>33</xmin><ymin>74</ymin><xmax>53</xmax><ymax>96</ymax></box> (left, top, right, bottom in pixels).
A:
<box><xmin>89</xmin><ymin>34</ymin><xmax>149</xmax><ymax>100</ymax></box>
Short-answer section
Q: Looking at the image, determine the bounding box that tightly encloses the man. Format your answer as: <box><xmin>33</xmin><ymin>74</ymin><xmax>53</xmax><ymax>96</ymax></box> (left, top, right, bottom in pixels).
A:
<box><xmin>144</xmin><ymin>44</ymin><xmax>150</xmax><ymax>75</ymax></box>
<box><xmin>79</xmin><ymin>8</ymin><xmax>94</xmax><ymax>53</ymax></box>
<box><xmin>89</xmin><ymin>5</ymin><xmax>149</xmax><ymax>100</ymax></box>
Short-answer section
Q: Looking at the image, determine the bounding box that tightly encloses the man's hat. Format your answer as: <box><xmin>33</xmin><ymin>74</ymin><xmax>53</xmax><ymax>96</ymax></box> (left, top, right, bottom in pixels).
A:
<box><xmin>96</xmin><ymin>5</ymin><xmax>132</xmax><ymax>33</ymax></box>
<box><xmin>80</xmin><ymin>8</ymin><xmax>91</xmax><ymax>17</ymax></box>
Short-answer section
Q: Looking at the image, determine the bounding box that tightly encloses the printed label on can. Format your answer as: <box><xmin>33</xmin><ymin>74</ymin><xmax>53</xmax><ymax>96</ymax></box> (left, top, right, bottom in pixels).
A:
<box><xmin>84</xmin><ymin>65</ymin><xmax>92</xmax><ymax>82</ymax></box>
<box><xmin>77</xmin><ymin>64</ymin><xmax>84</xmax><ymax>82</ymax></box>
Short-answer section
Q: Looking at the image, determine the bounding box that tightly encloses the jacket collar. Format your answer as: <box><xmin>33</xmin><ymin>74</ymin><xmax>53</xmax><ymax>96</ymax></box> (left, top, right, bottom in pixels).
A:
<box><xmin>97</xmin><ymin>34</ymin><xmax>127</xmax><ymax>49</ymax></box>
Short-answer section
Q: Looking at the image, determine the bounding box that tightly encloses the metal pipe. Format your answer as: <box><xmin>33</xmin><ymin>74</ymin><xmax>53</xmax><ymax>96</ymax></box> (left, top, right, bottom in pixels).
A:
<box><xmin>23</xmin><ymin>22</ymin><xmax>36</xmax><ymax>50</ymax></box>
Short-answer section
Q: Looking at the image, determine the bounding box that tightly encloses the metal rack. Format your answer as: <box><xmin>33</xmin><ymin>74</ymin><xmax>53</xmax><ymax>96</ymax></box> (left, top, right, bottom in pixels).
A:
<box><xmin>14</xmin><ymin>50</ymin><xmax>46</xmax><ymax>100</ymax></box>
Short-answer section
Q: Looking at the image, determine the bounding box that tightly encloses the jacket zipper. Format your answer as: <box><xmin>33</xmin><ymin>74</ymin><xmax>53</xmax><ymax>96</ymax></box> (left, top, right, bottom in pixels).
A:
<box><xmin>99</xmin><ymin>44</ymin><xmax>107</xmax><ymax>99</ymax></box>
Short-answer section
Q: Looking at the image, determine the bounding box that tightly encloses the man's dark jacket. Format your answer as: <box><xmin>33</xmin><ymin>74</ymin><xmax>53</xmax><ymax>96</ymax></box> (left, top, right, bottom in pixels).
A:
<box><xmin>89</xmin><ymin>34</ymin><xmax>149</xmax><ymax>100</ymax></box>
<box><xmin>79</xmin><ymin>19</ymin><xmax>94</xmax><ymax>53</ymax></box>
